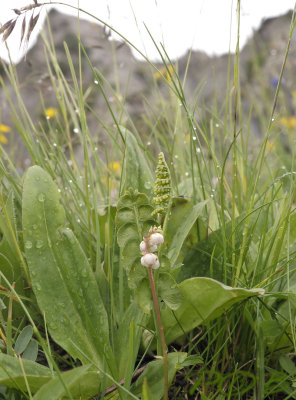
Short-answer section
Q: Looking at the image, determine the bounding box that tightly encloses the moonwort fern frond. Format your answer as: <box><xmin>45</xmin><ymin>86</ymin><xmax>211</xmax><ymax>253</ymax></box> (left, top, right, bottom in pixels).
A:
<box><xmin>151</xmin><ymin>152</ymin><xmax>171</xmax><ymax>218</ymax></box>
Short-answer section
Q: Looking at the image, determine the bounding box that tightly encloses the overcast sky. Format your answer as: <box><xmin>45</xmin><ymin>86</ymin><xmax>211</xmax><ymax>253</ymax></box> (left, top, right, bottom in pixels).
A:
<box><xmin>0</xmin><ymin>0</ymin><xmax>294</xmax><ymax>63</ymax></box>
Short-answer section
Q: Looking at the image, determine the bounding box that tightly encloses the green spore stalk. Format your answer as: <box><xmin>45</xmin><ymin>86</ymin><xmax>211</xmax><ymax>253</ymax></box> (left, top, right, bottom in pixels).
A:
<box><xmin>151</xmin><ymin>152</ymin><xmax>171</xmax><ymax>219</ymax></box>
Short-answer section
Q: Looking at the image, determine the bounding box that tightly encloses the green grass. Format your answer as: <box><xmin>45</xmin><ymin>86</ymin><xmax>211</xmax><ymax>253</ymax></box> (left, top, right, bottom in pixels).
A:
<box><xmin>1</xmin><ymin>1</ymin><xmax>296</xmax><ymax>399</ymax></box>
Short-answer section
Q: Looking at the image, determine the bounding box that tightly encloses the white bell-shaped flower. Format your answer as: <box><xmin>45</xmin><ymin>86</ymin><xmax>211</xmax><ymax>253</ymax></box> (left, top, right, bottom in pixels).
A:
<box><xmin>140</xmin><ymin>241</ymin><xmax>147</xmax><ymax>252</ymax></box>
<box><xmin>141</xmin><ymin>253</ymin><xmax>160</xmax><ymax>269</ymax></box>
<box><xmin>149</xmin><ymin>232</ymin><xmax>164</xmax><ymax>246</ymax></box>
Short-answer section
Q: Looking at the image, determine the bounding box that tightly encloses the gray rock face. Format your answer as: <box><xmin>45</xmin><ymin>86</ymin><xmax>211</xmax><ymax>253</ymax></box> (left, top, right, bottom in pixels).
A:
<box><xmin>0</xmin><ymin>9</ymin><xmax>293</xmax><ymax>164</ymax></box>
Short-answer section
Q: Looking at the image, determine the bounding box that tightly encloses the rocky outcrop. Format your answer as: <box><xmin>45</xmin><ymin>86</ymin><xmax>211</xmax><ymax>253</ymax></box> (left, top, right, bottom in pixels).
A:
<box><xmin>0</xmin><ymin>9</ymin><xmax>294</xmax><ymax>164</ymax></box>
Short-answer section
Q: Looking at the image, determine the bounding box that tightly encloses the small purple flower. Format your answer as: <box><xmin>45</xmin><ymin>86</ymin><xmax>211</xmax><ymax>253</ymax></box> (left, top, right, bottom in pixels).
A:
<box><xmin>271</xmin><ymin>77</ymin><xmax>279</xmax><ymax>88</ymax></box>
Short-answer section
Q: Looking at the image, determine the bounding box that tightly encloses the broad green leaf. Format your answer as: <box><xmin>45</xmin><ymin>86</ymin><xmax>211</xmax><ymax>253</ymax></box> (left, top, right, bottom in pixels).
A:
<box><xmin>260</xmin><ymin>320</ymin><xmax>282</xmax><ymax>337</ymax></box>
<box><xmin>161</xmin><ymin>277</ymin><xmax>264</xmax><ymax>344</ymax></box>
<box><xmin>135</xmin><ymin>272</ymin><xmax>182</xmax><ymax>314</ymax></box>
<box><xmin>279</xmin><ymin>354</ymin><xmax>296</xmax><ymax>376</ymax></box>
<box><xmin>122</xmin><ymin>127</ymin><xmax>154</xmax><ymax>196</ymax></box>
<box><xmin>22</xmin><ymin>166</ymin><xmax>113</xmax><ymax>367</ymax></box>
<box><xmin>142</xmin><ymin>378</ymin><xmax>153</xmax><ymax>400</ymax></box>
<box><xmin>33</xmin><ymin>365</ymin><xmax>100</xmax><ymax>400</ymax></box>
<box><xmin>178</xmin><ymin>354</ymin><xmax>203</xmax><ymax>368</ymax></box>
<box><xmin>14</xmin><ymin>325</ymin><xmax>33</xmax><ymax>355</ymax></box>
<box><xmin>135</xmin><ymin>280</ymin><xmax>153</xmax><ymax>314</ymax></box>
<box><xmin>168</xmin><ymin>200</ymin><xmax>208</xmax><ymax>267</ymax></box>
<box><xmin>158</xmin><ymin>273</ymin><xmax>183</xmax><ymax>311</ymax></box>
<box><xmin>22</xmin><ymin>340</ymin><xmax>38</xmax><ymax>362</ymax></box>
<box><xmin>165</xmin><ymin>197</ymin><xmax>207</xmax><ymax>248</ymax></box>
<box><xmin>131</xmin><ymin>352</ymin><xmax>187</xmax><ymax>399</ymax></box>
<box><xmin>0</xmin><ymin>354</ymin><xmax>53</xmax><ymax>393</ymax></box>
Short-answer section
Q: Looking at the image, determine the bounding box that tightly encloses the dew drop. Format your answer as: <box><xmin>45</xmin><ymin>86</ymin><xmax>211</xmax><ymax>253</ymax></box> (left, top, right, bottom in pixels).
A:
<box><xmin>36</xmin><ymin>240</ymin><xmax>44</xmax><ymax>249</ymax></box>
<box><xmin>196</xmin><ymin>147</ymin><xmax>201</xmax><ymax>153</ymax></box>
<box><xmin>185</xmin><ymin>172</ymin><xmax>189</xmax><ymax>177</ymax></box>
<box><xmin>147</xmin><ymin>141</ymin><xmax>151</xmax><ymax>146</ymax></box>
<box><xmin>73</xmin><ymin>128</ymin><xmax>79</xmax><ymax>134</ymax></box>
<box><xmin>38</xmin><ymin>193</ymin><xmax>45</xmax><ymax>202</ymax></box>
<box><xmin>49</xmin><ymin>322</ymin><xmax>57</xmax><ymax>330</ymax></box>
<box><xmin>193</xmin><ymin>136</ymin><xmax>197</xmax><ymax>141</ymax></box>
<box><xmin>94</xmin><ymin>80</ymin><xmax>99</xmax><ymax>84</ymax></box>
<box><xmin>58</xmin><ymin>188</ymin><xmax>61</xmax><ymax>193</ymax></box>
<box><xmin>25</xmin><ymin>241</ymin><xmax>33</xmax><ymax>249</ymax></box>
<box><xmin>144</xmin><ymin>181</ymin><xmax>152</xmax><ymax>189</ymax></box>
<box><xmin>215</xmin><ymin>123</ymin><xmax>220</xmax><ymax>127</ymax></box>
<box><xmin>53</xmin><ymin>143</ymin><xmax>57</xmax><ymax>147</ymax></box>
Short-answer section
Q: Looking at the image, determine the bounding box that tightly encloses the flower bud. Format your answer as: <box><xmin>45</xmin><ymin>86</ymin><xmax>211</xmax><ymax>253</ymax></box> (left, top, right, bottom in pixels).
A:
<box><xmin>140</xmin><ymin>241</ymin><xmax>147</xmax><ymax>253</ymax></box>
<box><xmin>149</xmin><ymin>232</ymin><xmax>164</xmax><ymax>246</ymax></box>
<box><xmin>141</xmin><ymin>253</ymin><xmax>160</xmax><ymax>269</ymax></box>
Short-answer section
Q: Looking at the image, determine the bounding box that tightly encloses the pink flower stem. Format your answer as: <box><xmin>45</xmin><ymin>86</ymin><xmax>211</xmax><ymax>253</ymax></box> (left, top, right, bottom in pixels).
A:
<box><xmin>148</xmin><ymin>266</ymin><xmax>168</xmax><ymax>400</ymax></box>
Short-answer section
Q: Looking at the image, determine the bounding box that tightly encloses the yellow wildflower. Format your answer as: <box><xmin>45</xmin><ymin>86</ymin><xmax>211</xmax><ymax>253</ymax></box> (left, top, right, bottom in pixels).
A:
<box><xmin>280</xmin><ymin>116</ymin><xmax>296</xmax><ymax>129</ymax></box>
<box><xmin>0</xmin><ymin>124</ymin><xmax>11</xmax><ymax>144</ymax></box>
<box><xmin>0</xmin><ymin>134</ymin><xmax>8</xmax><ymax>144</ymax></box>
<box><xmin>45</xmin><ymin>107</ymin><xmax>59</xmax><ymax>119</ymax></box>
<box><xmin>108</xmin><ymin>161</ymin><xmax>120</xmax><ymax>173</ymax></box>
<box><xmin>154</xmin><ymin>65</ymin><xmax>174</xmax><ymax>83</ymax></box>
<box><xmin>0</xmin><ymin>124</ymin><xmax>11</xmax><ymax>133</ymax></box>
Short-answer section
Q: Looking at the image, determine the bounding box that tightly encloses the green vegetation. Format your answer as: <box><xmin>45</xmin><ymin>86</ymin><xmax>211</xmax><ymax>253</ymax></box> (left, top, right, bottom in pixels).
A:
<box><xmin>1</xmin><ymin>1</ymin><xmax>296</xmax><ymax>399</ymax></box>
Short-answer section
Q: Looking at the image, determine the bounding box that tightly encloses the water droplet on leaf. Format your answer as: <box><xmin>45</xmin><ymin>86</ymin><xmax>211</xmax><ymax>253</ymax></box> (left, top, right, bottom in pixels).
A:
<box><xmin>36</xmin><ymin>240</ymin><xmax>44</xmax><ymax>249</ymax></box>
<box><xmin>38</xmin><ymin>193</ymin><xmax>45</xmax><ymax>202</ymax></box>
<box><xmin>25</xmin><ymin>241</ymin><xmax>33</xmax><ymax>249</ymax></box>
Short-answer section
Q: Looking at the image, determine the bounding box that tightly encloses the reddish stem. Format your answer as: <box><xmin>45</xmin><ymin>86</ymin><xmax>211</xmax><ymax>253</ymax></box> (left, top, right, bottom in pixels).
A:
<box><xmin>148</xmin><ymin>266</ymin><xmax>168</xmax><ymax>400</ymax></box>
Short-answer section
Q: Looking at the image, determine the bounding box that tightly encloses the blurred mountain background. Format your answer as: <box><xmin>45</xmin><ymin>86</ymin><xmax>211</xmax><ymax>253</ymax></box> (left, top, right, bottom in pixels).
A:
<box><xmin>0</xmin><ymin>9</ymin><xmax>295</xmax><ymax>165</ymax></box>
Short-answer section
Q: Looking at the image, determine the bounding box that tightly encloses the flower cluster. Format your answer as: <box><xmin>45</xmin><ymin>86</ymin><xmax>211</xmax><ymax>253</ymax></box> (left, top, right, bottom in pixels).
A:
<box><xmin>154</xmin><ymin>64</ymin><xmax>174</xmax><ymax>83</ymax></box>
<box><xmin>140</xmin><ymin>228</ymin><xmax>164</xmax><ymax>270</ymax></box>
